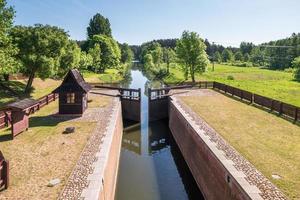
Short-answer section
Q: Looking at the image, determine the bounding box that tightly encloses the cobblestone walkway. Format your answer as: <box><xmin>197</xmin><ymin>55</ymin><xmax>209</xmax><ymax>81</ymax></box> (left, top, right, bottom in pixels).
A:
<box><xmin>58</xmin><ymin>90</ymin><xmax>119</xmax><ymax>200</ymax></box>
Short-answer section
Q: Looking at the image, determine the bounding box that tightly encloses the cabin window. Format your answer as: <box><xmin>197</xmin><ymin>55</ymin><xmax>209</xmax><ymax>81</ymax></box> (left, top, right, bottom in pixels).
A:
<box><xmin>66</xmin><ymin>93</ymin><xmax>75</xmax><ymax>104</ymax></box>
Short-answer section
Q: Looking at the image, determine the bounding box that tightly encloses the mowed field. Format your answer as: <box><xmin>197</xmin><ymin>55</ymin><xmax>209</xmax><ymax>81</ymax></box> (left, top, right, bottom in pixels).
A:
<box><xmin>180</xmin><ymin>90</ymin><xmax>300</xmax><ymax>199</ymax></box>
<box><xmin>164</xmin><ymin>64</ymin><xmax>300</xmax><ymax>107</ymax></box>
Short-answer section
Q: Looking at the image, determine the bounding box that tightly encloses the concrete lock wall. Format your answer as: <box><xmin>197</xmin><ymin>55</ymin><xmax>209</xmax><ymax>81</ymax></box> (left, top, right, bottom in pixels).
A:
<box><xmin>121</xmin><ymin>99</ymin><xmax>140</xmax><ymax>122</ymax></box>
<box><xmin>168</xmin><ymin>98</ymin><xmax>261</xmax><ymax>200</ymax></box>
<box><xmin>148</xmin><ymin>98</ymin><xmax>169</xmax><ymax>122</ymax></box>
<box><xmin>99</xmin><ymin>101</ymin><xmax>123</xmax><ymax>200</ymax></box>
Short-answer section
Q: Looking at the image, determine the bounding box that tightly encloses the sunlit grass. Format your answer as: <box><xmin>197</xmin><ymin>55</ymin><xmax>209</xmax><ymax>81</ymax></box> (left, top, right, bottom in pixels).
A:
<box><xmin>180</xmin><ymin>91</ymin><xmax>300</xmax><ymax>199</ymax></box>
<box><xmin>165</xmin><ymin>63</ymin><xmax>300</xmax><ymax>106</ymax></box>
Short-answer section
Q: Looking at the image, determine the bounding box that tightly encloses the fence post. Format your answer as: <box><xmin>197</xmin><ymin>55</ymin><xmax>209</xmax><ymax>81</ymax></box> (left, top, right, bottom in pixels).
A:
<box><xmin>205</xmin><ymin>81</ymin><xmax>207</xmax><ymax>88</ymax></box>
<box><xmin>279</xmin><ymin>102</ymin><xmax>283</xmax><ymax>115</ymax></box>
<box><xmin>4</xmin><ymin>160</ymin><xmax>9</xmax><ymax>189</ymax></box>
<box><xmin>295</xmin><ymin>108</ymin><xmax>298</xmax><ymax>122</ymax></box>
<box><xmin>46</xmin><ymin>95</ymin><xmax>49</xmax><ymax>105</ymax></box>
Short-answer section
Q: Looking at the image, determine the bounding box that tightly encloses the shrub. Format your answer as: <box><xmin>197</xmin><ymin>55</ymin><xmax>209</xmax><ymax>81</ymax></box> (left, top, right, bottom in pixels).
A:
<box><xmin>227</xmin><ymin>75</ymin><xmax>234</xmax><ymax>80</ymax></box>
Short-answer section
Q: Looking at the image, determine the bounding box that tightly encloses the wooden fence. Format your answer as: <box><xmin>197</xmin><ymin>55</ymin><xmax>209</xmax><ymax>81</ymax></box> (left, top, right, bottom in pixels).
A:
<box><xmin>0</xmin><ymin>151</ymin><xmax>9</xmax><ymax>190</ymax></box>
<box><xmin>0</xmin><ymin>93</ymin><xmax>58</xmax><ymax>131</ymax></box>
<box><xmin>213</xmin><ymin>82</ymin><xmax>299</xmax><ymax>122</ymax></box>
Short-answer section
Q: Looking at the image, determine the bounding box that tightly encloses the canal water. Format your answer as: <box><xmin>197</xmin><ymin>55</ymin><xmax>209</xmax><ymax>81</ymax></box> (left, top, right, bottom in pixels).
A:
<box><xmin>115</xmin><ymin>70</ymin><xmax>204</xmax><ymax>200</ymax></box>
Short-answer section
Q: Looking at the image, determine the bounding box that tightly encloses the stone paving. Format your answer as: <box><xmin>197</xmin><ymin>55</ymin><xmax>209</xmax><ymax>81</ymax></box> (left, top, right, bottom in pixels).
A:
<box><xmin>172</xmin><ymin>89</ymin><xmax>287</xmax><ymax>200</ymax></box>
<box><xmin>58</xmin><ymin>90</ymin><xmax>119</xmax><ymax>200</ymax></box>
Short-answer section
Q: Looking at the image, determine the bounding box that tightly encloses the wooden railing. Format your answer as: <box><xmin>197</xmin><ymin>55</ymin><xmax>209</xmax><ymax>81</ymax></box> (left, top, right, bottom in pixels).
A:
<box><xmin>0</xmin><ymin>93</ymin><xmax>59</xmax><ymax>131</ymax></box>
<box><xmin>94</xmin><ymin>85</ymin><xmax>141</xmax><ymax>101</ymax></box>
<box><xmin>0</xmin><ymin>151</ymin><xmax>9</xmax><ymax>190</ymax></box>
<box><xmin>213</xmin><ymin>82</ymin><xmax>299</xmax><ymax>122</ymax></box>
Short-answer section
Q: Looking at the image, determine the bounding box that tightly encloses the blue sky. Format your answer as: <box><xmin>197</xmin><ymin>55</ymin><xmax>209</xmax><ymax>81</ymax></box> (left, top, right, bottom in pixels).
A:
<box><xmin>7</xmin><ymin>0</ymin><xmax>300</xmax><ymax>46</ymax></box>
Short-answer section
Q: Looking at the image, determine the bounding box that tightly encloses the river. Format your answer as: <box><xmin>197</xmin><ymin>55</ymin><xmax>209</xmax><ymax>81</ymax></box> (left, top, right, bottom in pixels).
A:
<box><xmin>115</xmin><ymin>69</ymin><xmax>204</xmax><ymax>200</ymax></box>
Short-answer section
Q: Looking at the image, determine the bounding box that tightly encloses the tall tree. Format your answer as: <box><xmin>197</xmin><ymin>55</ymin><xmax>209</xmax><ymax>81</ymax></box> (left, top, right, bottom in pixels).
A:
<box><xmin>88</xmin><ymin>34</ymin><xmax>121</xmax><ymax>72</ymax></box>
<box><xmin>88</xmin><ymin>44</ymin><xmax>102</xmax><ymax>72</ymax></box>
<box><xmin>162</xmin><ymin>48</ymin><xmax>176</xmax><ymax>74</ymax></box>
<box><xmin>292</xmin><ymin>56</ymin><xmax>300</xmax><ymax>81</ymax></box>
<box><xmin>11</xmin><ymin>24</ymin><xmax>70</xmax><ymax>93</ymax></box>
<box><xmin>240</xmin><ymin>42</ymin><xmax>254</xmax><ymax>55</ymax></box>
<box><xmin>0</xmin><ymin>0</ymin><xmax>19</xmax><ymax>80</ymax></box>
<box><xmin>120</xmin><ymin>43</ymin><xmax>134</xmax><ymax>64</ymax></box>
<box><xmin>59</xmin><ymin>41</ymin><xmax>81</xmax><ymax>76</ymax></box>
<box><xmin>176</xmin><ymin>31</ymin><xmax>209</xmax><ymax>82</ymax></box>
<box><xmin>213</xmin><ymin>51</ymin><xmax>222</xmax><ymax>63</ymax></box>
<box><xmin>222</xmin><ymin>49</ymin><xmax>234</xmax><ymax>62</ymax></box>
<box><xmin>234</xmin><ymin>51</ymin><xmax>244</xmax><ymax>61</ymax></box>
<box><xmin>151</xmin><ymin>44</ymin><xmax>163</xmax><ymax>67</ymax></box>
<box><xmin>87</xmin><ymin>13</ymin><xmax>112</xmax><ymax>38</ymax></box>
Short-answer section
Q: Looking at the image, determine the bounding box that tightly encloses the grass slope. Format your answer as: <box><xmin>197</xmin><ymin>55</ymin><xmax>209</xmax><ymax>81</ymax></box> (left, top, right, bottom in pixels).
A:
<box><xmin>180</xmin><ymin>91</ymin><xmax>300</xmax><ymax>199</ymax></box>
<box><xmin>165</xmin><ymin>64</ymin><xmax>300</xmax><ymax>106</ymax></box>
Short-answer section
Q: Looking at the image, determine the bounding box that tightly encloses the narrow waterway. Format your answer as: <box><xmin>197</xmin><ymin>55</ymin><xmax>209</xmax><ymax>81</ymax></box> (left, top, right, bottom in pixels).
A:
<box><xmin>115</xmin><ymin>70</ymin><xmax>204</xmax><ymax>200</ymax></box>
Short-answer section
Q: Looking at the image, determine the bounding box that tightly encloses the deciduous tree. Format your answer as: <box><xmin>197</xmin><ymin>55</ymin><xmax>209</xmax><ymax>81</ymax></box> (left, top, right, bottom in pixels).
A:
<box><xmin>292</xmin><ymin>56</ymin><xmax>300</xmax><ymax>81</ymax></box>
<box><xmin>88</xmin><ymin>34</ymin><xmax>121</xmax><ymax>73</ymax></box>
<box><xmin>11</xmin><ymin>24</ymin><xmax>70</xmax><ymax>93</ymax></box>
<box><xmin>176</xmin><ymin>31</ymin><xmax>209</xmax><ymax>82</ymax></box>
<box><xmin>0</xmin><ymin>0</ymin><xmax>19</xmax><ymax>80</ymax></box>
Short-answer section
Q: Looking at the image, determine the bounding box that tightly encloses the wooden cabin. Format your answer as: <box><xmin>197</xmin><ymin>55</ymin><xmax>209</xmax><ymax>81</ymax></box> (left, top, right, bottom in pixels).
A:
<box><xmin>53</xmin><ymin>69</ymin><xmax>91</xmax><ymax>115</ymax></box>
<box><xmin>7</xmin><ymin>98</ymin><xmax>39</xmax><ymax>137</ymax></box>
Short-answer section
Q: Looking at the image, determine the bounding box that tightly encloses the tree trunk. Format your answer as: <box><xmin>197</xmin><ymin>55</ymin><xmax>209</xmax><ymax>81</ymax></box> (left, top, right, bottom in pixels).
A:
<box><xmin>190</xmin><ymin>66</ymin><xmax>195</xmax><ymax>83</ymax></box>
<box><xmin>3</xmin><ymin>74</ymin><xmax>9</xmax><ymax>81</ymax></box>
<box><xmin>25</xmin><ymin>72</ymin><xmax>35</xmax><ymax>94</ymax></box>
<box><xmin>167</xmin><ymin>62</ymin><xmax>170</xmax><ymax>74</ymax></box>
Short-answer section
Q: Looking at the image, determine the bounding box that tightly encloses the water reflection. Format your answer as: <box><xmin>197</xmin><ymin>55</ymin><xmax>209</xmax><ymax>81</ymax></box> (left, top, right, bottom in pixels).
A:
<box><xmin>115</xmin><ymin>69</ymin><xmax>203</xmax><ymax>200</ymax></box>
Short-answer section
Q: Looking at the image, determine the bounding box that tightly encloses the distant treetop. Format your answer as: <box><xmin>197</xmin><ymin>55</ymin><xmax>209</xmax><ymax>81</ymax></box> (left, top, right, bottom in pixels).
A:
<box><xmin>87</xmin><ymin>13</ymin><xmax>112</xmax><ymax>38</ymax></box>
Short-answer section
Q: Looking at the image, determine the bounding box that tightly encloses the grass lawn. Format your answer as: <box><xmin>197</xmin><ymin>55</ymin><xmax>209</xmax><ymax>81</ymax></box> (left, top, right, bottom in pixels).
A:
<box><xmin>164</xmin><ymin>63</ymin><xmax>300</xmax><ymax>107</ymax></box>
<box><xmin>0</xmin><ymin>93</ymin><xmax>111</xmax><ymax>199</ymax></box>
<box><xmin>82</xmin><ymin>68</ymin><xmax>123</xmax><ymax>84</ymax></box>
<box><xmin>0</xmin><ymin>69</ymin><xmax>123</xmax><ymax>108</ymax></box>
<box><xmin>180</xmin><ymin>90</ymin><xmax>300</xmax><ymax>199</ymax></box>
<box><xmin>0</xmin><ymin>78</ymin><xmax>60</xmax><ymax>108</ymax></box>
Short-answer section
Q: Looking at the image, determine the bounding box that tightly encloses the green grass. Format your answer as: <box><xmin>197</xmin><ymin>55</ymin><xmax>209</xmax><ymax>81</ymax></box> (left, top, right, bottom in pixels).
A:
<box><xmin>0</xmin><ymin>78</ymin><xmax>60</xmax><ymax>108</ymax></box>
<box><xmin>82</xmin><ymin>68</ymin><xmax>124</xmax><ymax>84</ymax></box>
<box><xmin>164</xmin><ymin>63</ymin><xmax>300</xmax><ymax>106</ymax></box>
<box><xmin>180</xmin><ymin>91</ymin><xmax>300</xmax><ymax>199</ymax></box>
<box><xmin>0</xmin><ymin>68</ymin><xmax>125</xmax><ymax>108</ymax></box>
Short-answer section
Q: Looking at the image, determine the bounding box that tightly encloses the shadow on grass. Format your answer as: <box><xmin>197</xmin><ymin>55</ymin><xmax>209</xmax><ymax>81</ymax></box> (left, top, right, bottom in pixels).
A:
<box><xmin>29</xmin><ymin>115</ymin><xmax>80</xmax><ymax>128</ymax></box>
<box><xmin>0</xmin><ymin>133</ymin><xmax>13</xmax><ymax>142</ymax></box>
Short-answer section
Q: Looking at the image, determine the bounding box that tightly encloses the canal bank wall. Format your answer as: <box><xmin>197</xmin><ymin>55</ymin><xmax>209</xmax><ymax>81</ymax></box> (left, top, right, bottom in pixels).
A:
<box><xmin>81</xmin><ymin>99</ymin><xmax>123</xmax><ymax>200</ymax></box>
<box><xmin>168</xmin><ymin>96</ymin><xmax>263</xmax><ymax>200</ymax></box>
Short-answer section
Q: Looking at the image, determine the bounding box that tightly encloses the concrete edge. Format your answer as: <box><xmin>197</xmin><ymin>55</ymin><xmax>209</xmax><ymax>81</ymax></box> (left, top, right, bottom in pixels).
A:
<box><xmin>80</xmin><ymin>98</ymin><xmax>122</xmax><ymax>200</ymax></box>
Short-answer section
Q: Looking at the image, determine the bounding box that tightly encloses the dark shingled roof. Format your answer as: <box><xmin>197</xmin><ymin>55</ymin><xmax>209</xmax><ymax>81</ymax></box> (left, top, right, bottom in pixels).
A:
<box><xmin>7</xmin><ymin>98</ymin><xmax>39</xmax><ymax>111</ymax></box>
<box><xmin>53</xmin><ymin>69</ymin><xmax>91</xmax><ymax>93</ymax></box>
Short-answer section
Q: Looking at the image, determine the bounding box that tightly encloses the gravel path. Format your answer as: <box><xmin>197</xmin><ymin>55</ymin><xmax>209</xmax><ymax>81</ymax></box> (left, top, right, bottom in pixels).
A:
<box><xmin>58</xmin><ymin>90</ymin><xmax>119</xmax><ymax>200</ymax></box>
<box><xmin>172</xmin><ymin>89</ymin><xmax>287</xmax><ymax>200</ymax></box>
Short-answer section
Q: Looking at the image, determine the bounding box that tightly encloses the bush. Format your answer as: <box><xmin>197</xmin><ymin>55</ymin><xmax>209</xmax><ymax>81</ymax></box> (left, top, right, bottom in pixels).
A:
<box><xmin>292</xmin><ymin>57</ymin><xmax>300</xmax><ymax>81</ymax></box>
<box><xmin>227</xmin><ymin>75</ymin><xmax>234</xmax><ymax>80</ymax></box>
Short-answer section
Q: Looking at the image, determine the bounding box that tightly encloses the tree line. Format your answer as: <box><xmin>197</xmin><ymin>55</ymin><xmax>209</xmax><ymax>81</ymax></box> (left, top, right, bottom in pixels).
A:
<box><xmin>0</xmin><ymin>0</ymin><xmax>133</xmax><ymax>93</ymax></box>
<box><xmin>136</xmin><ymin>34</ymin><xmax>300</xmax><ymax>81</ymax></box>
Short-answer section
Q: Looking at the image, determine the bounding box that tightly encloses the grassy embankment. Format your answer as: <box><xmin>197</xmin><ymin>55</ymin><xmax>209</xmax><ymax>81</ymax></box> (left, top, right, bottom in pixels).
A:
<box><xmin>0</xmin><ymin>93</ymin><xmax>111</xmax><ymax>199</ymax></box>
<box><xmin>180</xmin><ymin>91</ymin><xmax>300</xmax><ymax>199</ymax></box>
<box><xmin>164</xmin><ymin>63</ymin><xmax>300</xmax><ymax>106</ymax></box>
<box><xmin>0</xmin><ymin>68</ymin><xmax>124</xmax><ymax>108</ymax></box>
